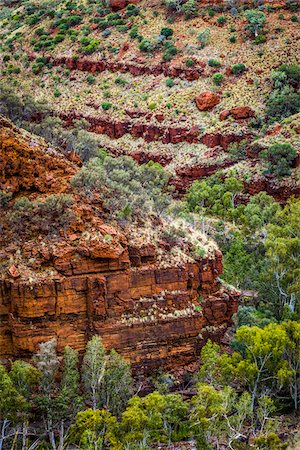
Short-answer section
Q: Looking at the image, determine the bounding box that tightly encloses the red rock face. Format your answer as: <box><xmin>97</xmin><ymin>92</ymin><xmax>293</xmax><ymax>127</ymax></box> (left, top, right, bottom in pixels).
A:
<box><xmin>195</xmin><ymin>92</ymin><xmax>221</xmax><ymax>112</ymax></box>
<box><xmin>220</xmin><ymin>106</ymin><xmax>255</xmax><ymax>121</ymax></box>
<box><xmin>0</xmin><ymin>115</ymin><xmax>239</xmax><ymax>374</ymax></box>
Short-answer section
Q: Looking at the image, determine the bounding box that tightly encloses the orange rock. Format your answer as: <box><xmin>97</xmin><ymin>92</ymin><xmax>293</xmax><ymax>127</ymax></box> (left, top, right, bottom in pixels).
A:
<box><xmin>195</xmin><ymin>92</ymin><xmax>220</xmax><ymax>111</ymax></box>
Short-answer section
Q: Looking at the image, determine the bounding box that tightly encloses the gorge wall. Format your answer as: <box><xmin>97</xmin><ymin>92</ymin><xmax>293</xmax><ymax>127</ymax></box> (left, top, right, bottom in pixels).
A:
<box><xmin>0</xmin><ymin>115</ymin><xmax>239</xmax><ymax>374</ymax></box>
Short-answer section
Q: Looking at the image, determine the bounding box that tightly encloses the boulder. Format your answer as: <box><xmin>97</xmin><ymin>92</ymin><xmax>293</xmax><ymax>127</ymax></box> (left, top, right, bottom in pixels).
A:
<box><xmin>195</xmin><ymin>92</ymin><xmax>220</xmax><ymax>111</ymax></box>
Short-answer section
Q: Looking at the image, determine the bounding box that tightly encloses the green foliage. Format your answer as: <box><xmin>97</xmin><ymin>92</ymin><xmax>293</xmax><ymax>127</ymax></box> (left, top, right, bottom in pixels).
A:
<box><xmin>245</xmin><ymin>10</ymin><xmax>266</xmax><ymax>37</ymax></box>
<box><xmin>121</xmin><ymin>392</ymin><xmax>190</xmax><ymax>445</ymax></box>
<box><xmin>198</xmin><ymin>28</ymin><xmax>210</xmax><ymax>48</ymax></box>
<box><xmin>264</xmin><ymin>199</ymin><xmax>300</xmax><ymax>319</ymax></box>
<box><xmin>231</xmin><ymin>63</ymin><xmax>247</xmax><ymax>74</ymax></box>
<box><xmin>260</xmin><ymin>143</ymin><xmax>297</xmax><ymax>177</ymax></box>
<box><xmin>165</xmin><ymin>77</ymin><xmax>174</xmax><ymax>87</ymax></box>
<box><xmin>186</xmin><ymin>175</ymin><xmax>243</xmax><ymax>221</ymax></box>
<box><xmin>0</xmin><ymin>190</ymin><xmax>12</xmax><ymax>208</ymax></box>
<box><xmin>182</xmin><ymin>0</ymin><xmax>198</xmax><ymax>19</ymax></box>
<box><xmin>212</xmin><ymin>72</ymin><xmax>224</xmax><ymax>85</ymax></box>
<box><xmin>82</xmin><ymin>336</ymin><xmax>106</xmax><ymax>410</ymax></box>
<box><xmin>86</xmin><ymin>74</ymin><xmax>96</xmax><ymax>84</ymax></box>
<box><xmin>160</xmin><ymin>27</ymin><xmax>173</xmax><ymax>37</ymax></box>
<box><xmin>72</xmin><ymin>156</ymin><xmax>170</xmax><ymax>221</ymax></box>
<box><xmin>185</xmin><ymin>57</ymin><xmax>195</xmax><ymax>67</ymax></box>
<box><xmin>217</xmin><ymin>15</ymin><xmax>226</xmax><ymax>25</ymax></box>
<box><xmin>70</xmin><ymin>408</ymin><xmax>121</xmax><ymax>449</ymax></box>
<box><xmin>267</xmin><ymin>64</ymin><xmax>300</xmax><ymax>121</ymax></box>
<box><xmin>100</xmin><ymin>349</ymin><xmax>133</xmax><ymax>416</ymax></box>
<box><xmin>139</xmin><ymin>39</ymin><xmax>154</xmax><ymax>53</ymax></box>
<box><xmin>102</xmin><ymin>101</ymin><xmax>112</xmax><ymax>110</ymax></box>
<box><xmin>208</xmin><ymin>58</ymin><xmax>220</xmax><ymax>67</ymax></box>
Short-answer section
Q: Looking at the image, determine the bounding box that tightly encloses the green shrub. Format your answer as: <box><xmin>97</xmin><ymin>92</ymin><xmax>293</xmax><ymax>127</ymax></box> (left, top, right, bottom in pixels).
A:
<box><xmin>148</xmin><ymin>102</ymin><xmax>157</xmax><ymax>110</ymax></box>
<box><xmin>254</xmin><ymin>34</ymin><xmax>266</xmax><ymax>44</ymax></box>
<box><xmin>139</xmin><ymin>39</ymin><xmax>153</xmax><ymax>53</ymax></box>
<box><xmin>212</xmin><ymin>73</ymin><xmax>224</xmax><ymax>85</ymax></box>
<box><xmin>291</xmin><ymin>14</ymin><xmax>298</xmax><ymax>22</ymax></box>
<box><xmin>231</xmin><ymin>63</ymin><xmax>247</xmax><ymax>74</ymax></box>
<box><xmin>182</xmin><ymin>0</ymin><xmax>198</xmax><ymax>19</ymax></box>
<box><xmin>165</xmin><ymin>78</ymin><xmax>174</xmax><ymax>87</ymax></box>
<box><xmin>160</xmin><ymin>27</ymin><xmax>173</xmax><ymax>37</ymax></box>
<box><xmin>86</xmin><ymin>74</ymin><xmax>96</xmax><ymax>84</ymax></box>
<box><xmin>198</xmin><ymin>28</ymin><xmax>210</xmax><ymax>48</ymax></box>
<box><xmin>0</xmin><ymin>190</ymin><xmax>12</xmax><ymax>208</ymax></box>
<box><xmin>208</xmin><ymin>59</ymin><xmax>220</xmax><ymax>67</ymax></box>
<box><xmin>72</xmin><ymin>156</ymin><xmax>170</xmax><ymax>220</ymax></box>
<box><xmin>53</xmin><ymin>88</ymin><xmax>61</xmax><ymax>97</ymax></box>
<box><xmin>115</xmin><ymin>77</ymin><xmax>127</xmax><ymax>86</ymax></box>
<box><xmin>229</xmin><ymin>35</ymin><xmax>236</xmax><ymax>43</ymax></box>
<box><xmin>244</xmin><ymin>10</ymin><xmax>266</xmax><ymax>37</ymax></box>
<box><xmin>260</xmin><ymin>143</ymin><xmax>297</xmax><ymax>177</ymax></box>
<box><xmin>185</xmin><ymin>58</ymin><xmax>194</xmax><ymax>67</ymax></box>
<box><xmin>217</xmin><ymin>15</ymin><xmax>226</xmax><ymax>25</ymax></box>
<box><xmin>102</xmin><ymin>102</ymin><xmax>112</xmax><ymax>111</ymax></box>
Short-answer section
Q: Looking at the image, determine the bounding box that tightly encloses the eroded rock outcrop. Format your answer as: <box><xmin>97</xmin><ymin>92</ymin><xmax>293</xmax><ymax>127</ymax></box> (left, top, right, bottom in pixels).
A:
<box><xmin>0</xmin><ymin>116</ymin><xmax>239</xmax><ymax>373</ymax></box>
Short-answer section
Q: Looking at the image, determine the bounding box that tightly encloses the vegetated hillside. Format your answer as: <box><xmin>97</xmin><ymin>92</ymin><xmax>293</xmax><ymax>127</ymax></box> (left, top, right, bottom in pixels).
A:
<box><xmin>0</xmin><ymin>0</ymin><xmax>300</xmax><ymax>198</ymax></box>
<box><xmin>0</xmin><ymin>0</ymin><xmax>300</xmax><ymax>449</ymax></box>
<box><xmin>0</xmin><ymin>114</ymin><xmax>239</xmax><ymax>371</ymax></box>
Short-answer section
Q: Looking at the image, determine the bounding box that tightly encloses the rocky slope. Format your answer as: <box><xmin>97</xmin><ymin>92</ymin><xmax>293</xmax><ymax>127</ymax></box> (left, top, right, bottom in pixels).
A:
<box><xmin>0</xmin><ymin>116</ymin><xmax>239</xmax><ymax>373</ymax></box>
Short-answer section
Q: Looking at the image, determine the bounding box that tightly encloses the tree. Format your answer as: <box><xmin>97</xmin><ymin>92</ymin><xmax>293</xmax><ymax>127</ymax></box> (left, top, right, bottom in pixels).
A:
<box><xmin>34</xmin><ymin>338</ymin><xmax>59</xmax><ymax>450</ymax></box>
<box><xmin>101</xmin><ymin>349</ymin><xmax>133</xmax><ymax>416</ymax></box>
<box><xmin>10</xmin><ymin>361</ymin><xmax>40</xmax><ymax>449</ymax></box>
<box><xmin>244</xmin><ymin>10</ymin><xmax>266</xmax><ymax>37</ymax></box>
<box><xmin>182</xmin><ymin>0</ymin><xmax>198</xmax><ymax>19</ymax></box>
<box><xmin>198</xmin><ymin>28</ymin><xmax>210</xmax><ymax>48</ymax></box>
<box><xmin>233</xmin><ymin>324</ymin><xmax>289</xmax><ymax>411</ymax></box>
<box><xmin>281</xmin><ymin>321</ymin><xmax>300</xmax><ymax>410</ymax></box>
<box><xmin>55</xmin><ymin>347</ymin><xmax>83</xmax><ymax>449</ymax></box>
<box><xmin>265</xmin><ymin>199</ymin><xmax>300</xmax><ymax>317</ymax></box>
<box><xmin>82</xmin><ymin>336</ymin><xmax>106</xmax><ymax>410</ymax></box>
<box><xmin>0</xmin><ymin>365</ymin><xmax>27</xmax><ymax>450</ymax></box>
<box><xmin>260</xmin><ymin>143</ymin><xmax>297</xmax><ymax>177</ymax></box>
<box><xmin>191</xmin><ymin>383</ymin><xmax>252</xmax><ymax>449</ymax></box>
<box><xmin>121</xmin><ymin>392</ymin><xmax>190</xmax><ymax>446</ymax></box>
<box><xmin>69</xmin><ymin>409</ymin><xmax>121</xmax><ymax>450</ymax></box>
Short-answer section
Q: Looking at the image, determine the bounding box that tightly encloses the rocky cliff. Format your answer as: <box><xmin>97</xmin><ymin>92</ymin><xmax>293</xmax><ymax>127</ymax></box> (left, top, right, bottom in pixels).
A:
<box><xmin>0</xmin><ymin>116</ymin><xmax>238</xmax><ymax>373</ymax></box>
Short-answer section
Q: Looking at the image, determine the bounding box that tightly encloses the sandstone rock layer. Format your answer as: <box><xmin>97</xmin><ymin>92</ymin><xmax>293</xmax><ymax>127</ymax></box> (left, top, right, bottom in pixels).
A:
<box><xmin>0</xmin><ymin>116</ymin><xmax>239</xmax><ymax>373</ymax></box>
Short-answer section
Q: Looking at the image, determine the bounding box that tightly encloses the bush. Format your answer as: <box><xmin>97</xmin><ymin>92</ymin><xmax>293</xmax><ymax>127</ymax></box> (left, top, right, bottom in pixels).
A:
<box><xmin>162</xmin><ymin>41</ymin><xmax>177</xmax><ymax>61</ymax></box>
<box><xmin>72</xmin><ymin>156</ymin><xmax>170</xmax><ymax>220</ymax></box>
<box><xmin>0</xmin><ymin>190</ymin><xmax>12</xmax><ymax>208</ymax></box>
<box><xmin>208</xmin><ymin>59</ymin><xmax>220</xmax><ymax>67</ymax></box>
<box><xmin>165</xmin><ymin>78</ymin><xmax>174</xmax><ymax>87</ymax></box>
<box><xmin>231</xmin><ymin>63</ymin><xmax>246</xmax><ymax>74</ymax></box>
<box><xmin>126</xmin><ymin>4</ymin><xmax>140</xmax><ymax>17</ymax></box>
<box><xmin>198</xmin><ymin>28</ymin><xmax>210</xmax><ymax>48</ymax></box>
<box><xmin>160</xmin><ymin>27</ymin><xmax>173</xmax><ymax>37</ymax></box>
<box><xmin>139</xmin><ymin>39</ymin><xmax>153</xmax><ymax>53</ymax></box>
<box><xmin>185</xmin><ymin>58</ymin><xmax>194</xmax><ymax>67</ymax></box>
<box><xmin>254</xmin><ymin>34</ymin><xmax>266</xmax><ymax>44</ymax></box>
<box><xmin>217</xmin><ymin>15</ymin><xmax>226</xmax><ymax>25</ymax></box>
<box><xmin>102</xmin><ymin>102</ymin><xmax>112</xmax><ymax>111</ymax></box>
<box><xmin>182</xmin><ymin>0</ymin><xmax>198</xmax><ymax>19</ymax></box>
<box><xmin>229</xmin><ymin>35</ymin><xmax>236</xmax><ymax>43</ymax></box>
<box><xmin>260</xmin><ymin>143</ymin><xmax>297</xmax><ymax>177</ymax></box>
<box><xmin>244</xmin><ymin>10</ymin><xmax>266</xmax><ymax>37</ymax></box>
<box><xmin>86</xmin><ymin>74</ymin><xmax>96</xmax><ymax>84</ymax></box>
<box><xmin>212</xmin><ymin>73</ymin><xmax>224</xmax><ymax>85</ymax></box>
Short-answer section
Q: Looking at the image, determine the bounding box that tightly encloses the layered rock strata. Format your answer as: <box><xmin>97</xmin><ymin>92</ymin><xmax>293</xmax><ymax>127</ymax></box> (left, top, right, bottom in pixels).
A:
<box><xmin>0</xmin><ymin>115</ymin><xmax>239</xmax><ymax>373</ymax></box>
